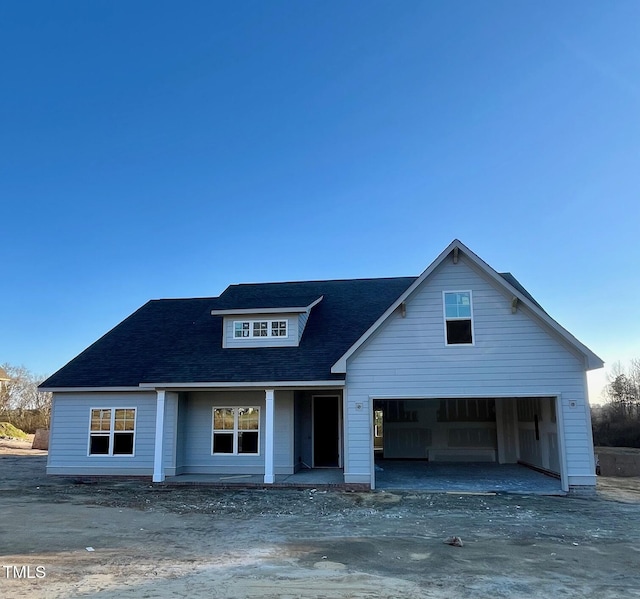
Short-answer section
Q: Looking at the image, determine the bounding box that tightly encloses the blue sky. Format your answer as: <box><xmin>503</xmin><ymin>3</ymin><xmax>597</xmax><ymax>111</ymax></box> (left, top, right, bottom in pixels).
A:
<box><xmin>1</xmin><ymin>1</ymin><xmax>638</xmax><ymax>401</ymax></box>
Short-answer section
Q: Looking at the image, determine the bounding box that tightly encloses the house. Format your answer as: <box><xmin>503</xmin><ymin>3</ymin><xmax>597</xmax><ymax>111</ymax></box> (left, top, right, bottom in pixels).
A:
<box><xmin>40</xmin><ymin>240</ymin><xmax>603</xmax><ymax>493</ymax></box>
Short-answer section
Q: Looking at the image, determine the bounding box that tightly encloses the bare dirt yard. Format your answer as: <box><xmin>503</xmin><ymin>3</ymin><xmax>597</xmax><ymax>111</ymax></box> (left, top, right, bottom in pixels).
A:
<box><xmin>1</xmin><ymin>439</ymin><xmax>640</xmax><ymax>599</ymax></box>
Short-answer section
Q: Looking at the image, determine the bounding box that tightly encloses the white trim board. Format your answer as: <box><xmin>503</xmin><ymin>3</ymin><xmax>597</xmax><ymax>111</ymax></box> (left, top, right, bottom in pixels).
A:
<box><xmin>139</xmin><ymin>381</ymin><xmax>345</xmax><ymax>390</ymax></box>
<box><xmin>210</xmin><ymin>296</ymin><xmax>323</xmax><ymax>316</ymax></box>
<box><xmin>331</xmin><ymin>239</ymin><xmax>603</xmax><ymax>373</ymax></box>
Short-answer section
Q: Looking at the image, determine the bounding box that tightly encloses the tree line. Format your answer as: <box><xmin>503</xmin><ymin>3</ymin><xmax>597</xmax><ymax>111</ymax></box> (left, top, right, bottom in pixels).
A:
<box><xmin>0</xmin><ymin>363</ymin><xmax>52</xmax><ymax>434</ymax></box>
<box><xmin>592</xmin><ymin>359</ymin><xmax>640</xmax><ymax>448</ymax></box>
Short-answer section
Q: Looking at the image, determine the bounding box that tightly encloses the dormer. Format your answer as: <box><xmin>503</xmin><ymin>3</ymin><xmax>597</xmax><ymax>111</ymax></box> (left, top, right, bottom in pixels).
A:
<box><xmin>211</xmin><ymin>296</ymin><xmax>323</xmax><ymax>348</ymax></box>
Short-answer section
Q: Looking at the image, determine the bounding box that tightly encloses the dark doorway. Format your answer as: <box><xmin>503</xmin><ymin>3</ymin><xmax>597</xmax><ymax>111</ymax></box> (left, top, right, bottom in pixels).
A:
<box><xmin>313</xmin><ymin>396</ymin><xmax>340</xmax><ymax>467</ymax></box>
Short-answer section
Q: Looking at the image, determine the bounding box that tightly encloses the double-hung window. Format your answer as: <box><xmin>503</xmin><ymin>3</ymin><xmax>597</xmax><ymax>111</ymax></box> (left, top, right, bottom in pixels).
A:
<box><xmin>212</xmin><ymin>407</ymin><xmax>260</xmax><ymax>455</ymax></box>
<box><xmin>89</xmin><ymin>408</ymin><xmax>136</xmax><ymax>456</ymax></box>
<box><xmin>443</xmin><ymin>291</ymin><xmax>474</xmax><ymax>345</ymax></box>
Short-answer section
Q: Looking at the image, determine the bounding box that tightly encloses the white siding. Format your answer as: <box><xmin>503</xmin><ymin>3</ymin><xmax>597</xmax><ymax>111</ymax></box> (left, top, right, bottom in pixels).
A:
<box><xmin>178</xmin><ymin>390</ymin><xmax>294</xmax><ymax>475</ymax></box>
<box><xmin>223</xmin><ymin>314</ymin><xmax>299</xmax><ymax>348</ymax></box>
<box><xmin>163</xmin><ymin>392</ymin><xmax>179</xmax><ymax>475</ymax></box>
<box><xmin>47</xmin><ymin>391</ymin><xmax>157</xmax><ymax>475</ymax></box>
<box><xmin>344</xmin><ymin>255</ymin><xmax>594</xmax><ymax>489</ymax></box>
<box><xmin>298</xmin><ymin>311</ymin><xmax>310</xmax><ymax>342</ymax></box>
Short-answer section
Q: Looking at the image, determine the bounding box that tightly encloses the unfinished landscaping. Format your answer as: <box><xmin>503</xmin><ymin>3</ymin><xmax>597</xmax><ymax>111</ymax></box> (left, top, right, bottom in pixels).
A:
<box><xmin>1</xmin><ymin>439</ymin><xmax>639</xmax><ymax>599</ymax></box>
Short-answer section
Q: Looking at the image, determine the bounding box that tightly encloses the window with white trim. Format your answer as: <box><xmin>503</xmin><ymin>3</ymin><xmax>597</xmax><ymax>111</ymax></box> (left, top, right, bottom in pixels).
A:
<box><xmin>212</xmin><ymin>407</ymin><xmax>260</xmax><ymax>455</ymax></box>
<box><xmin>89</xmin><ymin>408</ymin><xmax>136</xmax><ymax>456</ymax></box>
<box><xmin>444</xmin><ymin>291</ymin><xmax>474</xmax><ymax>345</ymax></box>
<box><xmin>233</xmin><ymin>320</ymin><xmax>288</xmax><ymax>339</ymax></box>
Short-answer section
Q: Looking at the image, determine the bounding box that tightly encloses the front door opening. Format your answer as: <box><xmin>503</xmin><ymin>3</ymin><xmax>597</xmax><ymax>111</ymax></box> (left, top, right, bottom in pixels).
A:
<box><xmin>313</xmin><ymin>396</ymin><xmax>340</xmax><ymax>467</ymax></box>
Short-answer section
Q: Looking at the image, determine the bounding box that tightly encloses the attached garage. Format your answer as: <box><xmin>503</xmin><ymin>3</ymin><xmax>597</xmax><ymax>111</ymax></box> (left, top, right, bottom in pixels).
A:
<box><xmin>372</xmin><ymin>396</ymin><xmax>564</xmax><ymax>493</ymax></box>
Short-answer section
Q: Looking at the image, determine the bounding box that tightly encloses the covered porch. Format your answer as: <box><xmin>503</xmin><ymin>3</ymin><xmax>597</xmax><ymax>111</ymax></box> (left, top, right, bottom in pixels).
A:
<box><xmin>162</xmin><ymin>468</ymin><xmax>346</xmax><ymax>487</ymax></box>
<box><xmin>149</xmin><ymin>384</ymin><xmax>346</xmax><ymax>485</ymax></box>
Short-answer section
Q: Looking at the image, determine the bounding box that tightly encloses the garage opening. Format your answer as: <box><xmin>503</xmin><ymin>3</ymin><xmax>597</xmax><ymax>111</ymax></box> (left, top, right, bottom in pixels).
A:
<box><xmin>373</xmin><ymin>397</ymin><xmax>563</xmax><ymax>493</ymax></box>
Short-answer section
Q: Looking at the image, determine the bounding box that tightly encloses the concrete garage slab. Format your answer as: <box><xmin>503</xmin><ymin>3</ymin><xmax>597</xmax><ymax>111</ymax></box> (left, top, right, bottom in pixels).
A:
<box><xmin>375</xmin><ymin>460</ymin><xmax>564</xmax><ymax>494</ymax></box>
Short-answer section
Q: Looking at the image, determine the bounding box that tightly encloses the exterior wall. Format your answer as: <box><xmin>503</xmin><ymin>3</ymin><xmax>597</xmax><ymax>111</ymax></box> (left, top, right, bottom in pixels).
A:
<box><xmin>177</xmin><ymin>390</ymin><xmax>295</xmax><ymax>475</ymax></box>
<box><xmin>517</xmin><ymin>397</ymin><xmax>560</xmax><ymax>475</ymax></box>
<box><xmin>376</xmin><ymin>399</ymin><xmax>497</xmax><ymax>461</ymax></box>
<box><xmin>344</xmin><ymin>255</ymin><xmax>594</xmax><ymax>489</ymax></box>
<box><xmin>162</xmin><ymin>392</ymin><xmax>179</xmax><ymax>476</ymax></box>
<box><xmin>298</xmin><ymin>311</ymin><xmax>310</xmax><ymax>342</ymax></box>
<box><xmin>294</xmin><ymin>392</ymin><xmax>313</xmax><ymax>470</ymax></box>
<box><xmin>47</xmin><ymin>391</ymin><xmax>157</xmax><ymax>475</ymax></box>
<box><xmin>222</xmin><ymin>314</ymin><xmax>299</xmax><ymax>348</ymax></box>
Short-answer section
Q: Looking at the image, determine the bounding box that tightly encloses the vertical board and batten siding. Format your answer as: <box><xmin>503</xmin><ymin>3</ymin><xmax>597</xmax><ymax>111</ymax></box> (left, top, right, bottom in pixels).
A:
<box><xmin>47</xmin><ymin>392</ymin><xmax>157</xmax><ymax>475</ymax></box>
<box><xmin>344</xmin><ymin>255</ymin><xmax>595</xmax><ymax>488</ymax></box>
<box><xmin>222</xmin><ymin>315</ymin><xmax>299</xmax><ymax>348</ymax></box>
<box><xmin>178</xmin><ymin>390</ymin><xmax>295</xmax><ymax>475</ymax></box>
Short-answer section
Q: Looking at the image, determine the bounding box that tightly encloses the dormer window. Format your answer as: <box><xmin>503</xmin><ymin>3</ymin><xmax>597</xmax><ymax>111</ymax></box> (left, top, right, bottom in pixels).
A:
<box><xmin>271</xmin><ymin>321</ymin><xmax>287</xmax><ymax>336</ymax></box>
<box><xmin>235</xmin><ymin>322</ymin><xmax>250</xmax><ymax>338</ymax></box>
<box><xmin>234</xmin><ymin>319</ymin><xmax>288</xmax><ymax>339</ymax></box>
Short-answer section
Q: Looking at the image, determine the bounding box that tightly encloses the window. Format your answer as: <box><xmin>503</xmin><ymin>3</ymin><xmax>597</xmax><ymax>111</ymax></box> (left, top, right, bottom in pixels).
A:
<box><xmin>271</xmin><ymin>320</ymin><xmax>287</xmax><ymax>336</ymax></box>
<box><xmin>234</xmin><ymin>322</ymin><xmax>250</xmax><ymax>338</ymax></box>
<box><xmin>253</xmin><ymin>321</ymin><xmax>268</xmax><ymax>337</ymax></box>
<box><xmin>443</xmin><ymin>291</ymin><xmax>473</xmax><ymax>345</ymax></box>
<box><xmin>213</xmin><ymin>407</ymin><xmax>260</xmax><ymax>455</ymax></box>
<box><xmin>89</xmin><ymin>408</ymin><xmax>136</xmax><ymax>456</ymax></box>
<box><xmin>233</xmin><ymin>320</ymin><xmax>288</xmax><ymax>338</ymax></box>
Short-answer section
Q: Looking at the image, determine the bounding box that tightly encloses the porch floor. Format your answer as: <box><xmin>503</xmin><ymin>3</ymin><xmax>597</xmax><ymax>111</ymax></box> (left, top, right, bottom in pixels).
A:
<box><xmin>163</xmin><ymin>468</ymin><xmax>345</xmax><ymax>487</ymax></box>
<box><xmin>375</xmin><ymin>460</ymin><xmax>564</xmax><ymax>495</ymax></box>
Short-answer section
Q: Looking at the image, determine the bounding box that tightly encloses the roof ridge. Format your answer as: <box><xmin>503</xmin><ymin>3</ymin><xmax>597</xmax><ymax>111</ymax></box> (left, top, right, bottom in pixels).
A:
<box><xmin>227</xmin><ymin>275</ymin><xmax>417</xmax><ymax>287</ymax></box>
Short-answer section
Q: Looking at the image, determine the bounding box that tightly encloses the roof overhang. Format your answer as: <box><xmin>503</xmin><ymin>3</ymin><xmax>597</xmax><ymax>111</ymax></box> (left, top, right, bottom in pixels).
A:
<box><xmin>331</xmin><ymin>239</ymin><xmax>604</xmax><ymax>373</ymax></box>
<box><xmin>41</xmin><ymin>379</ymin><xmax>346</xmax><ymax>393</ymax></box>
<box><xmin>139</xmin><ymin>380</ymin><xmax>345</xmax><ymax>390</ymax></box>
<box><xmin>210</xmin><ymin>296</ymin><xmax>323</xmax><ymax>316</ymax></box>
<box><xmin>38</xmin><ymin>386</ymin><xmax>148</xmax><ymax>393</ymax></box>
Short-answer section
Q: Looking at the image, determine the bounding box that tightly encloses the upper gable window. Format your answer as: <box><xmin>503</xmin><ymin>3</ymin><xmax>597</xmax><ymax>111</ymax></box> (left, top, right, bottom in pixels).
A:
<box><xmin>443</xmin><ymin>291</ymin><xmax>474</xmax><ymax>345</ymax></box>
<box><xmin>234</xmin><ymin>319</ymin><xmax>288</xmax><ymax>339</ymax></box>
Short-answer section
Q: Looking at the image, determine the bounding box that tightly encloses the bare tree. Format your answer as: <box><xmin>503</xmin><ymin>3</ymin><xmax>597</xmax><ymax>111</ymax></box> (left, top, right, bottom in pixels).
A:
<box><xmin>604</xmin><ymin>360</ymin><xmax>640</xmax><ymax>419</ymax></box>
<box><xmin>0</xmin><ymin>363</ymin><xmax>52</xmax><ymax>431</ymax></box>
<box><xmin>593</xmin><ymin>359</ymin><xmax>640</xmax><ymax>447</ymax></box>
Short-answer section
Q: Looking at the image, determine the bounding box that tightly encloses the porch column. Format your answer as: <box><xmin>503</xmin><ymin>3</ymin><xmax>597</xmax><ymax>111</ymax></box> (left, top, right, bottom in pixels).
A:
<box><xmin>264</xmin><ymin>389</ymin><xmax>275</xmax><ymax>484</ymax></box>
<box><xmin>153</xmin><ymin>390</ymin><xmax>166</xmax><ymax>483</ymax></box>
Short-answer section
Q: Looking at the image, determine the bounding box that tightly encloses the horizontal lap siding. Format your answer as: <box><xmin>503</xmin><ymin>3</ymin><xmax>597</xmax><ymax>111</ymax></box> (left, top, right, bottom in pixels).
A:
<box><xmin>345</xmin><ymin>256</ymin><xmax>594</xmax><ymax>484</ymax></box>
<box><xmin>223</xmin><ymin>315</ymin><xmax>299</xmax><ymax>348</ymax></box>
<box><xmin>47</xmin><ymin>392</ymin><xmax>157</xmax><ymax>475</ymax></box>
<box><xmin>180</xmin><ymin>390</ymin><xmax>293</xmax><ymax>475</ymax></box>
<box><xmin>163</xmin><ymin>393</ymin><xmax>178</xmax><ymax>473</ymax></box>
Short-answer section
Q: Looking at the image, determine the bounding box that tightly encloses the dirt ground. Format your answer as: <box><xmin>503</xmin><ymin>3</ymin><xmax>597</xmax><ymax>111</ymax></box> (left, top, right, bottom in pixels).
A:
<box><xmin>1</xmin><ymin>440</ymin><xmax>640</xmax><ymax>598</ymax></box>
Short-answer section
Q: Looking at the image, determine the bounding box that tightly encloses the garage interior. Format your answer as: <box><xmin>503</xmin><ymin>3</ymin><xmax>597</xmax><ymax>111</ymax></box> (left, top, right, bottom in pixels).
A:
<box><xmin>373</xmin><ymin>397</ymin><xmax>563</xmax><ymax>493</ymax></box>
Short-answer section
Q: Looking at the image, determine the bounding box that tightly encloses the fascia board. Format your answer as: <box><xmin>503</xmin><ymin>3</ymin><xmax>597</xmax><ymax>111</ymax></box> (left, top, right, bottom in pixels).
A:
<box><xmin>39</xmin><ymin>386</ymin><xmax>149</xmax><ymax>393</ymax></box>
<box><xmin>210</xmin><ymin>296</ymin><xmax>323</xmax><ymax>317</ymax></box>
<box><xmin>459</xmin><ymin>244</ymin><xmax>604</xmax><ymax>371</ymax></box>
<box><xmin>138</xmin><ymin>379</ymin><xmax>344</xmax><ymax>390</ymax></box>
<box><xmin>331</xmin><ymin>239</ymin><xmax>604</xmax><ymax>373</ymax></box>
<box><xmin>331</xmin><ymin>239</ymin><xmax>462</xmax><ymax>373</ymax></box>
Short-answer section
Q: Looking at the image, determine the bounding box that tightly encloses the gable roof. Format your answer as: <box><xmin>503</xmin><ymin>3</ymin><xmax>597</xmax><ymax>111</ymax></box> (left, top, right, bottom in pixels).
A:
<box><xmin>331</xmin><ymin>239</ymin><xmax>603</xmax><ymax>373</ymax></box>
<box><xmin>39</xmin><ymin>239</ymin><xmax>603</xmax><ymax>390</ymax></box>
<box><xmin>39</xmin><ymin>277</ymin><xmax>415</xmax><ymax>389</ymax></box>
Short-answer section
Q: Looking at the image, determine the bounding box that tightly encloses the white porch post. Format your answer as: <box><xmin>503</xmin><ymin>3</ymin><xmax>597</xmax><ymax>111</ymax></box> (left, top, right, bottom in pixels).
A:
<box><xmin>153</xmin><ymin>390</ymin><xmax>166</xmax><ymax>483</ymax></box>
<box><xmin>264</xmin><ymin>389</ymin><xmax>275</xmax><ymax>484</ymax></box>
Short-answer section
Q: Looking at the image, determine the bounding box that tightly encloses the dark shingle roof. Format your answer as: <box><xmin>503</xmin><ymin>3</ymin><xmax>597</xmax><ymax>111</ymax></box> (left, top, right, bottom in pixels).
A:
<box><xmin>40</xmin><ymin>272</ymin><xmax>544</xmax><ymax>389</ymax></box>
<box><xmin>499</xmin><ymin>272</ymin><xmax>546</xmax><ymax>312</ymax></box>
<box><xmin>211</xmin><ymin>290</ymin><xmax>323</xmax><ymax>311</ymax></box>
<box><xmin>40</xmin><ymin>278</ymin><xmax>416</xmax><ymax>388</ymax></box>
